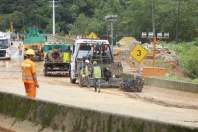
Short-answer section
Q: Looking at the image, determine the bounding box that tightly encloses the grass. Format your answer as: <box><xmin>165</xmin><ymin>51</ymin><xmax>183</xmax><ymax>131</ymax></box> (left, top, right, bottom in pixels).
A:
<box><xmin>160</xmin><ymin>40</ymin><xmax>198</xmax><ymax>83</ymax></box>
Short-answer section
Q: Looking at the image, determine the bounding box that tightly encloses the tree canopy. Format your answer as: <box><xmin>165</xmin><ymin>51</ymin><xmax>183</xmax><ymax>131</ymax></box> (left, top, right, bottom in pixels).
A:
<box><xmin>0</xmin><ymin>0</ymin><xmax>197</xmax><ymax>41</ymax></box>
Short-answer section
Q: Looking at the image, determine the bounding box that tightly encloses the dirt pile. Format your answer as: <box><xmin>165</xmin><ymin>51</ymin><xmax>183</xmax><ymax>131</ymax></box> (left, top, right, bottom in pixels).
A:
<box><xmin>117</xmin><ymin>37</ymin><xmax>137</xmax><ymax>49</ymax></box>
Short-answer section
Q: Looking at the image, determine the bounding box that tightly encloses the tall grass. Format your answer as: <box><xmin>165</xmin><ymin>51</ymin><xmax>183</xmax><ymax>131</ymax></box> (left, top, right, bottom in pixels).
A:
<box><xmin>162</xmin><ymin>40</ymin><xmax>198</xmax><ymax>80</ymax></box>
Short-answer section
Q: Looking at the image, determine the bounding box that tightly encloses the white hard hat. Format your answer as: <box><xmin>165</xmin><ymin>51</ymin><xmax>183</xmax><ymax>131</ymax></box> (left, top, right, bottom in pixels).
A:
<box><xmin>85</xmin><ymin>60</ymin><xmax>89</xmax><ymax>63</ymax></box>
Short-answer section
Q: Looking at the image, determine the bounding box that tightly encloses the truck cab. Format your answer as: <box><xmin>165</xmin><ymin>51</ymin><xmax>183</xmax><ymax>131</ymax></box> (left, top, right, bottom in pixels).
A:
<box><xmin>70</xmin><ymin>38</ymin><xmax>114</xmax><ymax>83</ymax></box>
<box><xmin>0</xmin><ymin>32</ymin><xmax>11</xmax><ymax>60</ymax></box>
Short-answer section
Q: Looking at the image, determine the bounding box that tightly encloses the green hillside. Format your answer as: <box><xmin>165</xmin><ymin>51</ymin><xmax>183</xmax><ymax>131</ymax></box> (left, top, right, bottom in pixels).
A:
<box><xmin>0</xmin><ymin>0</ymin><xmax>197</xmax><ymax>41</ymax></box>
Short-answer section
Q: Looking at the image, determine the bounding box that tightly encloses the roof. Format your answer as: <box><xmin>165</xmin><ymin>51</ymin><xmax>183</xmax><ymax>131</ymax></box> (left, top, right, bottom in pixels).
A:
<box><xmin>44</xmin><ymin>42</ymin><xmax>70</xmax><ymax>46</ymax></box>
<box><xmin>0</xmin><ymin>32</ymin><xmax>9</xmax><ymax>40</ymax></box>
<box><xmin>75</xmin><ymin>39</ymin><xmax>109</xmax><ymax>45</ymax></box>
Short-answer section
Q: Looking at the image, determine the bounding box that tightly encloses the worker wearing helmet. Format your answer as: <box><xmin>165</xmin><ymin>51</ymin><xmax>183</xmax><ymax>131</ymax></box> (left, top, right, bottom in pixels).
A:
<box><xmin>92</xmin><ymin>61</ymin><xmax>102</xmax><ymax>93</ymax></box>
<box><xmin>80</xmin><ymin>59</ymin><xmax>90</xmax><ymax>87</ymax></box>
<box><xmin>84</xmin><ymin>60</ymin><xmax>90</xmax><ymax>76</ymax></box>
<box><xmin>21</xmin><ymin>49</ymin><xmax>39</xmax><ymax>98</ymax></box>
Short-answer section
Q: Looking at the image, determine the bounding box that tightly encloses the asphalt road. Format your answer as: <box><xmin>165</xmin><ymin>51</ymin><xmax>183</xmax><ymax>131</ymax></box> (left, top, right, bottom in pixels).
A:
<box><xmin>0</xmin><ymin>47</ymin><xmax>198</xmax><ymax>129</ymax></box>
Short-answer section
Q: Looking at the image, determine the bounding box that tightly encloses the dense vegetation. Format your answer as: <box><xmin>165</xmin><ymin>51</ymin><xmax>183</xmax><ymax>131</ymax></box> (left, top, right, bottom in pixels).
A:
<box><xmin>0</xmin><ymin>0</ymin><xmax>197</xmax><ymax>41</ymax></box>
<box><xmin>164</xmin><ymin>39</ymin><xmax>198</xmax><ymax>80</ymax></box>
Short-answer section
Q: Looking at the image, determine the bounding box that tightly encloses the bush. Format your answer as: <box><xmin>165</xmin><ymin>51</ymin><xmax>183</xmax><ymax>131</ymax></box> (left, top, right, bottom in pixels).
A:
<box><xmin>183</xmin><ymin>48</ymin><xmax>198</xmax><ymax>79</ymax></box>
<box><xmin>163</xmin><ymin>41</ymin><xmax>198</xmax><ymax>79</ymax></box>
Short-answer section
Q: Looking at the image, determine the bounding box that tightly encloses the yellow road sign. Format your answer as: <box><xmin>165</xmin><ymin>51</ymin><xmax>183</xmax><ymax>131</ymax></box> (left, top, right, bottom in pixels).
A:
<box><xmin>130</xmin><ymin>44</ymin><xmax>148</xmax><ymax>62</ymax></box>
<box><xmin>87</xmin><ymin>32</ymin><xmax>97</xmax><ymax>39</ymax></box>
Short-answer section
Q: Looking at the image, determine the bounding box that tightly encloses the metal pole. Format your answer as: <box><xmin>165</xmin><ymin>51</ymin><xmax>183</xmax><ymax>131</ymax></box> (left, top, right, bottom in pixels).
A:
<box><xmin>110</xmin><ymin>21</ymin><xmax>114</xmax><ymax>46</ymax></box>
<box><xmin>52</xmin><ymin>0</ymin><xmax>55</xmax><ymax>36</ymax></box>
<box><xmin>152</xmin><ymin>0</ymin><xmax>155</xmax><ymax>35</ymax></box>
<box><xmin>152</xmin><ymin>0</ymin><xmax>156</xmax><ymax>67</ymax></box>
<box><xmin>152</xmin><ymin>36</ymin><xmax>157</xmax><ymax>66</ymax></box>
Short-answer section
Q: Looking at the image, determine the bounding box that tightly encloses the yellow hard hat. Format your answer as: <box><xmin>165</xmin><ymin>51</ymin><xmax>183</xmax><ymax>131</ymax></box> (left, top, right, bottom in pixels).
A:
<box><xmin>25</xmin><ymin>49</ymin><xmax>35</xmax><ymax>55</ymax></box>
<box><xmin>93</xmin><ymin>61</ymin><xmax>97</xmax><ymax>65</ymax></box>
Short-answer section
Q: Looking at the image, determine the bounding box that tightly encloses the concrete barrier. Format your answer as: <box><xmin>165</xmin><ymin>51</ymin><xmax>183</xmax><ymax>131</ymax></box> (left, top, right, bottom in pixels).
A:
<box><xmin>144</xmin><ymin>77</ymin><xmax>198</xmax><ymax>93</ymax></box>
<box><xmin>0</xmin><ymin>92</ymin><xmax>197</xmax><ymax>132</ymax></box>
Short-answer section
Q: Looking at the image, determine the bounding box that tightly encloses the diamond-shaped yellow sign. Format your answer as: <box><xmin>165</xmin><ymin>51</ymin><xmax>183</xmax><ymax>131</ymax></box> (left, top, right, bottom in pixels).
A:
<box><xmin>87</xmin><ymin>32</ymin><xmax>97</xmax><ymax>39</ymax></box>
<box><xmin>130</xmin><ymin>44</ymin><xmax>148</xmax><ymax>62</ymax></box>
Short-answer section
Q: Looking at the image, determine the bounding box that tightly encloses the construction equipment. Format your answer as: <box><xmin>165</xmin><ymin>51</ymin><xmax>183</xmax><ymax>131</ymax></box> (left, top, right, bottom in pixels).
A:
<box><xmin>43</xmin><ymin>42</ymin><xmax>71</xmax><ymax>76</ymax></box>
<box><xmin>0</xmin><ymin>32</ymin><xmax>11</xmax><ymax>60</ymax></box>
<box><xmin>23</xmin><ymin>27</ymin><xmax>46</xmax><ymax>61</ymax></box>
<box><xmin>70</xmin><ymin>38</ymin><xmax>144</xmax><ymax>91</ymax></box>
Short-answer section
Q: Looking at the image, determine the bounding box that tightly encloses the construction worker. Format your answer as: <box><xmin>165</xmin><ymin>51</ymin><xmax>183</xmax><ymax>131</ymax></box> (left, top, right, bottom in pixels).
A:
<box><xmin>80</xmin><ymin>59</ymin><xmax>90</xmax><ymax>87</ymax></box>
<box><xmin>84</xmin><ymin>59</ymin><xmax>91</xmax><ymax>87</ymax></box>
<box><xmin>21</xmin><ymin>49</ymin><xmax>39</xmax><ymax>98</ymax></box>
<box><xmin>92</xmin><ymin>61</ymin><xmax>102</xmax><ymax>92</ymax></box>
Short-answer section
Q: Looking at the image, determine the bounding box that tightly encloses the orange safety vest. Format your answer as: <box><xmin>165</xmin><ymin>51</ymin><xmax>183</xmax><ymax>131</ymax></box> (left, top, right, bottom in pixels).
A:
<box><xmin>21</xmin><ymin>59</ymin><xmax>36</xmax><ymax>83</ymax></box>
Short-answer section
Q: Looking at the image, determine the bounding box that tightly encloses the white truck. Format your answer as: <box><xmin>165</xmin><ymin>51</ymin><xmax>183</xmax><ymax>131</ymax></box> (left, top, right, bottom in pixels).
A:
<box><xmin>70</xmin><ymin>38</ymin><xmax>112</xmax><ymax>84</ymax></box>
<box><xmin>0</xmin><ymin>32</ymin><xmax>11</xmax><ymax>59</ymax></box>
<box><xmin>70</xmin><ymin>38</ymin><xmax>144</xmax><ymax>91</ymax></box>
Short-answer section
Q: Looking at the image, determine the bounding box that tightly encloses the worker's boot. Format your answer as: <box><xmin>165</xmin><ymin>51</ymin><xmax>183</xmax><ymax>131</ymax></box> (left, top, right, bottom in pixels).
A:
<box><xmin>98</xmin><ymin>80</ymin><xmax>101</xmax><ymax>93</ymax></box>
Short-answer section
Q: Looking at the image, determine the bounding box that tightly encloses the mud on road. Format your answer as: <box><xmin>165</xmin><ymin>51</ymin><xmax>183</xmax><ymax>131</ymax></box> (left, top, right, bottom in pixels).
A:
<box><xmin>0</xmin><ymin>47</ymin><xmax>198</xmax><ymax>128</ymax></box>
<box><xmin>1</xmin><ymin>45</ymin><xmax>198</xmax><ymax>109</ymax></box>
<box><xmin>1</xmin><ymin>55</ymin><xmax>198</xmax><ymax>111</ymax></box>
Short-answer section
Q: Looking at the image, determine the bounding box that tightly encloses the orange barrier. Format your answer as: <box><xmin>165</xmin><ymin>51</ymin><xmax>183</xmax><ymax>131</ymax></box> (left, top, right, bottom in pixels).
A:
<box><xmin>143</xmin><ymin>67</ymin><xmax>166</xmax><ymax>77</ymax></box>
<box><xmin>164</xmin><ymin>61</ymin><xmax>177</xmax><ymax>69</ymax></box>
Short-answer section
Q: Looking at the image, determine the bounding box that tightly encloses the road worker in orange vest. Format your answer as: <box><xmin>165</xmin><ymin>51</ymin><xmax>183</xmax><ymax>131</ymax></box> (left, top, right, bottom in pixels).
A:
<box><xmin>21</xmin><ymin>49</ymin><xmax>39</xmax><ymax>98</ymax></box>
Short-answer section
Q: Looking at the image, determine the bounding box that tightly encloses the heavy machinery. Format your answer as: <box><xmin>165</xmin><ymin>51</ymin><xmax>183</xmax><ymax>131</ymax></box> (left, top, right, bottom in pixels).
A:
<box><xmin>23</xmin><ymin>27</ymin><xmax>46</xmax><ymax>61</ymax></box>
<box><xmin>0</xmin><ymin>32</ymin><xmax>11</xmax><ymax>60</ymax></box>
<box><xmin>70</xmin><ymin>38</ymin><xmax>144</xmax><ymax>92</ymax></box>
<box><xmin>43</xmin><ymin>42</ymin><xmax>71</xmax><ymax>76</ymax></box>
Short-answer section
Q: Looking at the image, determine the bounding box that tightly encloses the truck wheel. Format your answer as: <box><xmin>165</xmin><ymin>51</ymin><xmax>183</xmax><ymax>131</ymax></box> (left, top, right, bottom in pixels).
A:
<box><xmin>48</xmin><ymin>49</ymin><xmax>63</xmax><ymax>63</ymax></box>
<box><xmin>44</xmin><ymin>65</ymin><xmax>48</xmax><ymax>76</ymax></box>
<box><xmin>70</xmin><ymin>78</ymin><xmax>76</xmax><ymax>84</ymax></box>
<box><xmin>69</xmin><ymin>68</ymin><xmax>76</xmax><ymax>83</ymax></box>
<box><xmin>70</xmin><ymin>73</ymin><xmax>76</xmax><ymax>83</ymax></box>
<box><xmin>44</xmin><ymin>69</ymin><xmax>48</xmax><ymax>76</ymax></box>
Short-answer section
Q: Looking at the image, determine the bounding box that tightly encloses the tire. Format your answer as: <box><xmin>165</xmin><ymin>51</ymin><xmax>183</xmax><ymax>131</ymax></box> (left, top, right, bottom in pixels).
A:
<box><xmin>48</xmin><ymin>49</ymin><xmax>63</xmax><ymax>63</ymax></box>
<box><xmin>69</xmin><ymin>67</ymin><xmax>76</xmax><ymax>83</ymax></box>
<box><xmin>70</xmin><ymin>72</ymin><xmax>76</xmax><ymax>83</ymax></box>
<box><xmin>70</xmin><ymin>78</ymin><xmax>76</xmax><ymax>84</ymax></box>
<box><xmin>44</xmin><ymin>68</ymin><xmax>48</xmax><ymax>76</ymax></box>
<box><xmin>44</xmin><ymin>64</ymin><xmax>50</xmax><ymax>76</ymax></box>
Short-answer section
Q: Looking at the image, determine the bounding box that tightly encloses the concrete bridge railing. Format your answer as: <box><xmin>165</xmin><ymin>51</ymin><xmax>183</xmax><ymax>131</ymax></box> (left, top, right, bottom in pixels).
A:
<box><xmin>0</xmin><ymin>92</ymin><xmax>197</xmax><ymax>132</ymax></box>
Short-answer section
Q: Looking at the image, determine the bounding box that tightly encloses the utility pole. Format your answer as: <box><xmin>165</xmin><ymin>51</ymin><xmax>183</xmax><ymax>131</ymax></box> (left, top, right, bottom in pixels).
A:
<box><xmin>175</xmin><ymin>0</ymin><xmax>181</xmax><ymax>41</ymax></box>
<box><xmin>50</xmin><ymin>0</ymin><xmax>58</xmax><ymax>36</ymax></box>
<box><xmin>110</xmin><ymin>22</ymin><xmax>113</xmax><ymax>45</ymax></box>
<box><xmin>104</xmin><ymin>15</ymin><xmax>118</xmax><ymax>46</ymax></box>
<box><xmin>151</xmin><ymin>0</ymin><xmax>156</xmax><ymax>66</ymax></box>
<box><xmin>152</xmin><ymin>0</ymin><xmax>155</xmax><ymax>35</ymax></box>
<box><xmin>52</xmin><ymin>0</ymin><xmax>55</xmax><ymax>36</ymax></box>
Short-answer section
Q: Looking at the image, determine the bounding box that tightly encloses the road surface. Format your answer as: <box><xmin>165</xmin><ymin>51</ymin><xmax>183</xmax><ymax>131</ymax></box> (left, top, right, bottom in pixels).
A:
<box><xmin>0</xmin><ymin>46</ymin><xmax>198</xmax><ymax>129</ymax></box>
